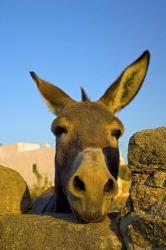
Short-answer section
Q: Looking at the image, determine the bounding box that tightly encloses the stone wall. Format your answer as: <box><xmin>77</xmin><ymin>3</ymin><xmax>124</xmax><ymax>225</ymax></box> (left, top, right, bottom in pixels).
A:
<box><xmin>120</xmin><ymin>127</ymin><xmax>166</xmax><ymax>249</ymax></box>
<box><xmin>0</xmin><ymin>165</ymin><xmax>32</xmax><ymax>215</ymax></box>
<box><xmin>0</xmin><ymin>127</ymin><xmax>165</xmax><ymax>249</ymax></box>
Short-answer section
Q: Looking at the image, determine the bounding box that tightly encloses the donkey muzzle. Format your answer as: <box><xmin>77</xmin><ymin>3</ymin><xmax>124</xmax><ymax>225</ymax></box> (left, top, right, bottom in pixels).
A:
<box><xmin>67</xmin><ymin>148</ymin><xmax>118</xmax><ymax>222</ymax></box>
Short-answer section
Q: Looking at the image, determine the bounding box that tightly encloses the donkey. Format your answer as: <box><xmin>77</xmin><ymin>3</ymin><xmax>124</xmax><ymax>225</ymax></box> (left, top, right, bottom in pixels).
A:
<box><xmin>30</xmin><ymin>50</ymin><xmax>150</xmax><ymax>222</ymax></box>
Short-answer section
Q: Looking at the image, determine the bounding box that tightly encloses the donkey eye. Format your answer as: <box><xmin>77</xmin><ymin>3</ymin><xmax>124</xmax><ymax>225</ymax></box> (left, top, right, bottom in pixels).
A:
<box><xmin>54</xmin><ymin>126</ymin><xmax>68</xmax><ymax>136</ymax></box>
<box><xmin>111</xmin><ymin>129</ymin><xmax>122</xmax><ymax>139</ymax></box>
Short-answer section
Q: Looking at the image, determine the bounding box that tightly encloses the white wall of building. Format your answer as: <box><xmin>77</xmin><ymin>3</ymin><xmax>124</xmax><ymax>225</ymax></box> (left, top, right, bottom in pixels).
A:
<box><xmin>0</xmin><ymin>143</ymin><xmax>55</xmax><ymax>188</ymax></box>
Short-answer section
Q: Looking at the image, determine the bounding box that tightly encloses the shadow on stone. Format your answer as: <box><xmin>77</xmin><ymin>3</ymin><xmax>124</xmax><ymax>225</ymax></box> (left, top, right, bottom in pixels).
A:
<box><xmin>20</xmin><ymin>185</ymin><xmax>32</xmax><ymax>213</ymax></box>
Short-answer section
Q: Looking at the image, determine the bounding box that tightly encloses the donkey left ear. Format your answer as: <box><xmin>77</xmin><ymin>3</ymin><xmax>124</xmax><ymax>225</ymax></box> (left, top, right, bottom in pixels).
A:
<box><xmin>98</xmin><ymin>50</ymin><xmax>150</xmax><ymax>113</ymax></box>
<box><xmin>30</xmin><ymin>72</ymin><xmax>76</xmax><ymax>115</ymax></box>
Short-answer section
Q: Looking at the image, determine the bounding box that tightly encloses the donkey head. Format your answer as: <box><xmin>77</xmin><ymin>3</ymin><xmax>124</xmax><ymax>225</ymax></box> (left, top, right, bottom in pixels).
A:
<box><xmin>30</xmin><ymin>51</ymin><xmax>150</xmax><ymax>222</ymax></box>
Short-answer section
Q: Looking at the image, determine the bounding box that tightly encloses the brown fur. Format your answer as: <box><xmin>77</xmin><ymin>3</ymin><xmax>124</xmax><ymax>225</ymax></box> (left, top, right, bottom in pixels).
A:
<box><xmin>30</xmin><ymin>50</ymin><xmax>150</xmax><ymax>222</ymax></box>
<box><xmin>52</xmin><ymin>102</ymin><xmax>124</xmax><ymax>215</ymax></box>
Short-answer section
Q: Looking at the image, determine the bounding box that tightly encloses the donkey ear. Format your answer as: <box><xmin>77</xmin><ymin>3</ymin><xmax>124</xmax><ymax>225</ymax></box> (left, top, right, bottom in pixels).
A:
<box><xmin>30</xmin><ymin>72</ymin><xmax>76</xmax><ymax>115</ymax></box>
<box><xmin>98</xmin><ymin>51</ymin><xmax>150</xmax><ymax>113</ymax></box>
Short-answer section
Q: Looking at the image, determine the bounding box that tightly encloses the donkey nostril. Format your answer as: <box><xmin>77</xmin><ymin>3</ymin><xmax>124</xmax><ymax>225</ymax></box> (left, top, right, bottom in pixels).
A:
<box><xmin>104</xmin><ymin>179</ymin><xmax>114</xmax><ymax>193</ymax></box>
<box><xmin>74</xmin><ymin>176</ymin><xmax>85</xmax><ymax>191</ymax></box>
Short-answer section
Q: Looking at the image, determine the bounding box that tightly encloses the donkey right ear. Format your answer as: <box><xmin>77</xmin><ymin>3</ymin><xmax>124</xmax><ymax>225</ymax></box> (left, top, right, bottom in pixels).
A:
<box><xmin>98</xmin><ymin>51</ymin><xmax>150</xmax><ymax>113</ymax></box>
<box><xmin>30</xmin><ymin>72</ymin><xmax>76</xmax><ymax>115</ymax></box>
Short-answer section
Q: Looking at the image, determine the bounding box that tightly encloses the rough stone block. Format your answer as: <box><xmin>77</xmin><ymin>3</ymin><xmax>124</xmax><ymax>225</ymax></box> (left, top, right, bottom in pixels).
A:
<box><xmin>128</xmin><ymin>173</ymin><xmax>166</xmax><ymax>218</ymax></box>
<box><xmin>128</xmin><ymin>127</ymin><xmax>166</xmax><ymax>172</ymax></box>
<box><xmin>120</xmin><ymin>212</ymin><xmax>166</xmax><ymax>249</ymax></box>
<box><xmin>0</xmin><ymin>165</ymin><xmax>32</xmax><ymax>215</ymax></box>
<box><xmin>0</xmin><ymin>214</ymin><xmax>122</xmax><ymax>250</ymax></box>
<box><xmin>120</xmin><ymin>127</ymin><xmax>166</xmax><ymax>249</ymax></box>
<box><xmin>145</xmin><ymin>171</ymin><xmax>166</xmax><ymax>189</ymax></box>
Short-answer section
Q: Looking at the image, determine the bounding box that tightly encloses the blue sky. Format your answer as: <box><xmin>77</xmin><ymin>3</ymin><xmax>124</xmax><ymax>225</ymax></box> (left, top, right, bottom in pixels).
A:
<box><xmin>0</xmin><ymin>0</ymin><xmax>166</xmax><ymax>160</ymax></box>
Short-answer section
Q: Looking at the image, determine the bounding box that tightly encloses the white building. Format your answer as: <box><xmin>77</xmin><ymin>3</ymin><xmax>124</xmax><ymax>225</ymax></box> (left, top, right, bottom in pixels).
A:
<box><xmin>0</xmin><ymin>143</ymin><xmax>55</xmax><ymax>188</ymax></box>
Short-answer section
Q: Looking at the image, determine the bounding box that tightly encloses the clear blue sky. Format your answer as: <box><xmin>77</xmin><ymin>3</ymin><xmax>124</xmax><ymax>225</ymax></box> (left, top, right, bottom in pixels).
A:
<box><xmin>0</xmin><ymin>0</ymin><xmax>166</xmax><ymax>160</ymax></box>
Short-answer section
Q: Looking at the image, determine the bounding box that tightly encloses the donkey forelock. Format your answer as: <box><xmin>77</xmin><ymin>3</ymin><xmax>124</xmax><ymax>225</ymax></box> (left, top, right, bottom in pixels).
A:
<box><xmin>30</xmin><ymin>50</ymin><xmax>150</xmax><ymax>222</ymax></box>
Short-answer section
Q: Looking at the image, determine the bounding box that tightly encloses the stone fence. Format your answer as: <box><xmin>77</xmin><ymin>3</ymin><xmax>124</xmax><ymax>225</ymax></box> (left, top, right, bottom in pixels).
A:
<box><xmin>0</xmin><ymin>127</ymin><xmax>165</xmax><ymax>249</ymax></box>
